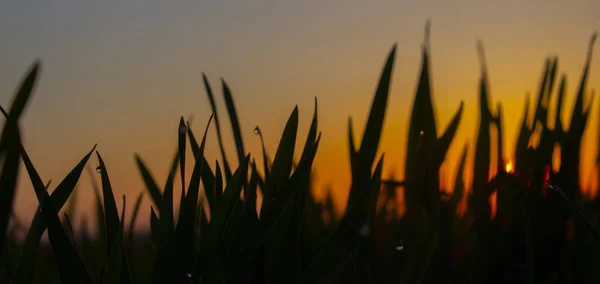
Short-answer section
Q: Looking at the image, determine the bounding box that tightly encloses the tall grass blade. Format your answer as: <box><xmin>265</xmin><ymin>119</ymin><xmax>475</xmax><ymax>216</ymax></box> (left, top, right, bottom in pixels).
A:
<box><xmin>12</xmin><ymin>144</ymin><xmax>96</xmax><ymax>284</ymax></box>
<box><xmin>221</xmin><ymin>79</ymin><xmax>246</xmax><ymax>167</ymax></box>
<box><xmin>105</xmin><ymin>196</ymin><xmax>126</xmax><ymax>284</ymax></box>
<box><xmin>203</xmin><ymin>73</ymin><xmax>232</xmax><ymax>179</ymax></box>
<box><xmin>260</xmin><ymin>107</ymin><xmax>299</xmax><ymax>220</ymax></box>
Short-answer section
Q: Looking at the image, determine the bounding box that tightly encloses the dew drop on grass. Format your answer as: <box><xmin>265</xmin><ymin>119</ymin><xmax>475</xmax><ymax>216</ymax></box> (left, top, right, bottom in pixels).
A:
<box><xmin>395</xmin><ymin>240</ymin><xmax>404</xmax><ymax>251</ymax></box>
<box><xmin>96</xmin><ymin>166</ymin><xmax>102</xmax><ymax>173</ymax></box>
<box><xmin>179</xmin><ymin>124</ymin><xmax>188</xmax><ymax>134</ymax></box>
<box><xmin>253</xmin><ymin>126</ymin><xmax>260</xmax><ymax>135</ymax></box>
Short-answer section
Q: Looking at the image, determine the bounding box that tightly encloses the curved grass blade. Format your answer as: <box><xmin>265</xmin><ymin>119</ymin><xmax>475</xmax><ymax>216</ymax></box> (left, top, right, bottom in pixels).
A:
<box><xmin>105</xmin><ymin>196</ymin><xmax>126</xmax><ymax>284</ymax></box>
<box><xmin>436</xmin><ymin>102</ymin><xmax>464</xmax><ymax>162</ymax></box>
<box><xmin>187</xmin><ymin>119</ymin><xmax>216</xmax><ymax>207</ymax></box>
<box><xmin>134</xmin><ymin>155</ymin><xmax>162</xmax><ymax>211</ymax></box>
<box><xmin>203</xmin><ymin>73</ymin><xmax>232</xmax><ymax>180</ymax></box>
<box><xmin>30</xmin><ymin>165</ymin><xmax>92</xmax><ymax>283</ymax></box>
<box><xmin>12</xmin><ymin>144</ymin><xmax>96</xmax><ymax>284</ymax></box>
<box><xmin>221</xmin><ymin>79</ymin><xmax>246</xmax><ymax>167</ymax></box>
<box><xmin>0</xmin><ymin>62</ymin><xmax>39</xmax><ymax>264</ymax></box>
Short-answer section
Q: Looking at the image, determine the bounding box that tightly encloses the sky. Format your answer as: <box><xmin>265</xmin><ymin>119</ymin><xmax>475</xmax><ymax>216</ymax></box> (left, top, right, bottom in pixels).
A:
<box><xmin>0</xmin><ymin>0</ymin><xmax>599</xmax><ymax>237</ymax></box>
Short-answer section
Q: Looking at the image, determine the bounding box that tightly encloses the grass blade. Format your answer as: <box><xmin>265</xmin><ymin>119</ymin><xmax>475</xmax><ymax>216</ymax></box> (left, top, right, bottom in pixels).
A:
<box><xmin>203</xmin><ymin>73</ymin><xmax>232</xmax><ymax>180</ymax></box>
<box><xmin>12</xmin><ymin>144</ymin><xmax>96</xmax><ymax>284</ymax></box>
<box><xmin>105</xmin><ymin>196</ymin><xmax>126</xmax><ymax>284</ymax></box>
<box><xmin>134</xmin><ymin>155</ymin><xmax>162</xmax><ymax>211</ymax></box>
<box><xmin>221</xmin><ymin>79</ymin><xmax>246</xmax><ymax>167</ymax></box>
<box><xmin>260</xmin><ymin>107</ymin><xmax>299</xmax><ymax>221</ymax></box>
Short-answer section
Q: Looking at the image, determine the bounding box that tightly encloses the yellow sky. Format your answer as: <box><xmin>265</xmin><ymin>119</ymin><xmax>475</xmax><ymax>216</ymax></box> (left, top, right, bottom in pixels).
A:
<box><xmin>0</xmin><ymin>1</ymin><xmax>599</xmax><ymax>236</ymax></box>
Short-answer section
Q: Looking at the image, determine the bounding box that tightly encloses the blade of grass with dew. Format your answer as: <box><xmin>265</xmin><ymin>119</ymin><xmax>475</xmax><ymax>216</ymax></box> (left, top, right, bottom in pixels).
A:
<box><xmin>12</xmin><ymin>145</ymin><xmax>96</xmax><ymax>284</ymax></box>
<box><xmin>254</xmin><ymin>126</ymin><xmax>271</xmax><ymax>178</ymax></box>
<box><xmin>0</xmin><ymin>62</ymin><xmax>39</xmax><ymax>264</ymax></box>
<box><xmin>260</xmin><ymin>106</ymin><xmax>299</xmax><ymax>222</ymax></box>
<box><xmin>203</xmin><ymin>73</ymin><xmax>232</xmax><ymax>179</ymax></box>
<box><xmin>221</xmin><ymin>79</ymin><xmax>246</xmax><ymax>166</ymax></box>
<box><xmin>105</xmin><ymin>196</ymin><xmax>127</xmax><ymax>284</ymax></box>
<box><xmin>96</xmin><ymin>152</ymin><xmax>132</xmax><ymax>283</ymax></box>
<box><xmin>175</xmin><ymin>114</ymin><xmax>212</xmax><ymax>280</ymax></box>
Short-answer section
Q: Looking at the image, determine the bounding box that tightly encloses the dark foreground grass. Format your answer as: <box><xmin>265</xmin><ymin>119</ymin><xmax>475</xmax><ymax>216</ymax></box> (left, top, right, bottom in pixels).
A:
<box><xmin>0</xmin><ymin>22</ymin><xmax>600</xmax><ymax>283</ymax></box>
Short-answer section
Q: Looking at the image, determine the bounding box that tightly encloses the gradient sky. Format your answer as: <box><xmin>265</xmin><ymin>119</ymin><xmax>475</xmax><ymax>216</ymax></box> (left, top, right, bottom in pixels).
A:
<box><xmin>1</xmin><ymin>0</ymin><xmax>599</xmax><ymax>237</ymax></box>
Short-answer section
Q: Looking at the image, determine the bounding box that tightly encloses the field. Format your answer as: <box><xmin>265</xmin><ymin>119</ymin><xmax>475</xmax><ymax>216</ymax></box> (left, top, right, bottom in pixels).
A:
<box><xmin>0</xmin><ymin>22</ymin><xmax>599</xmax><ymax>283</ymax></box>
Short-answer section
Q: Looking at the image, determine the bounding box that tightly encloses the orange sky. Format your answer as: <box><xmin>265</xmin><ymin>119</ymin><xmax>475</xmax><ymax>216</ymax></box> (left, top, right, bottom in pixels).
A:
<box><xmin>0</xmin><ymin>1</ymin><xmax>599</xmax><ymax>237</ymax></box>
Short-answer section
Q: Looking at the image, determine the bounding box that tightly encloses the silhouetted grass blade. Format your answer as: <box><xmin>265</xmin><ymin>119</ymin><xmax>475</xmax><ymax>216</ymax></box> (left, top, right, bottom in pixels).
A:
<box><xmin>11</xmin><ymin>144</ymin><xmax>96</xmax><ymax>284</ymax></box>
<box><xmin>33</xmin><ymin>172</ymin><xmax>93</xmax><ymax>283</ymax></box>
<box><xmin>178</xmin><ymin>116</ymin><xmax>187</xmax><ymax>221</ymax></box>
<box><xmin>96</xmin><ymin>152</ymin><xmax>120</xmax><ymax>257</ymax></box>
<box><xmin>215</xmin><ymin>161</ymin><xmax>223</xmax><ymax>202</ymax></box>
<box><xmin>0</xmin><ymin>62</ymin><xmax>39</xmax><ymax>265</ymax></box>
<box><xmin>174</xmin><ymin>114</ymin><xmax>212</xmax><ymax>279</ymax></box>
<box><xmin>437</xmin><ymin>102</ymin><xmax>464</xmax><ymax>161</ymax></box>
<box><xmin>134</xmin><ymin>155</ymin><xmax>163</xmax><ymax>211</ymax></box>
<box><xmin>203</xmin><ymin>73</ymin><xmax>232</xmax><ymax>180</ymax></box>
<box><xmin>187</xmin><ymin>119</ymin><xmax>216</xmax><ymax>207</ymax></box>
<box><xmin>105</xmin><ymin>196</ymin><xmax>126</xmax><ymax>284</ymax></box>
<box><xmin>221</xmin><ymin>79</ymin><xmax>246</xmax><ymax>167</ymax></box>
<box><xmin>260</xmin><ymin>106</ymin><xmax>298</xmax><ymax>220</ymax></box>
<box><xmin>154</xmin><ymin>167</ymin><xmax>176</xmax><ymax>282</ymax></box>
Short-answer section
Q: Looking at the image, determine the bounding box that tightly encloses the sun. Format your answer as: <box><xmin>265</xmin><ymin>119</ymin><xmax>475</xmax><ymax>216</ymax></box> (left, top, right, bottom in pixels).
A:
<box><xmin>505</xmin><ymin>161</ymin><xmax>514</xmax><ymax>173</ymax></box>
